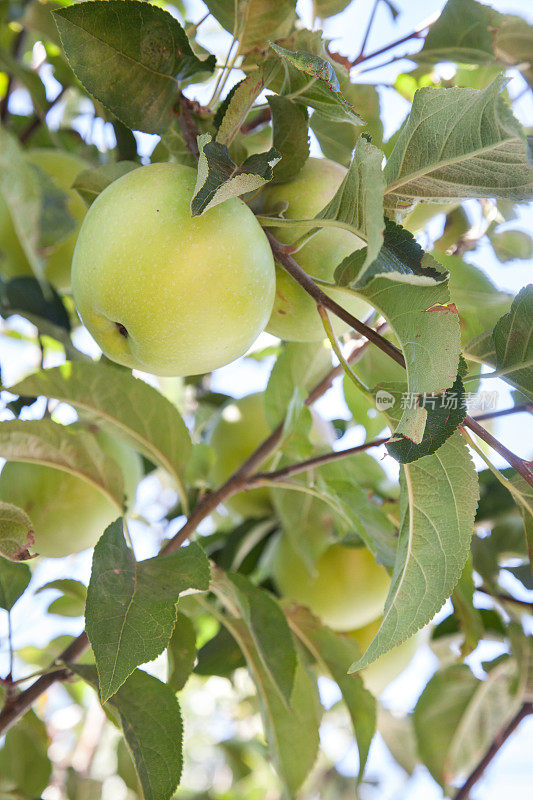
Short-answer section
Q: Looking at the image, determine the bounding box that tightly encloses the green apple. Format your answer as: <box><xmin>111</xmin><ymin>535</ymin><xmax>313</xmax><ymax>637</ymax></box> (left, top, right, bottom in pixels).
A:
<box><xmin>71</xmin><ymin>163</ymin><xmax>275</xmax><ymax>377</ymax></box>
<box><xmin>209</xmin><ymin>392</ymin><xmax>274</xmax><ymax>519</ymax></box>
<box><xmin>209</xmin><ymin>392</ymin><xmax>334</xmax><ymax>519</ymax></box>
<box><xmin>346</xmin><ymin>617</ymin><xmax>419</xmax><ymax>695</ymax></box>
<box><xmin>0</xmin><ymin>428</ymin><xmax>142</xmax><ymax>558</ymax></box>
<box><xmin>271</xmin><ymin>536</ymin><xmax>390</xmax><ymax>631</ymax></box>
<box><xmin>0</xmin><ymin>148</ymin><xmax>88</xmax><ymax>291</ymax></box>
<box><xmin>257</xmin><ymin>157</ymin><xmax>368</xmax><ymax>341</ymax></box>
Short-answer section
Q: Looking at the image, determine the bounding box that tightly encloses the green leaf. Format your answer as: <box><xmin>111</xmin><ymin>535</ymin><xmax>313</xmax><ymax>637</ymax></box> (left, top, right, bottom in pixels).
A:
<box><xmin>0</xmin><ymin>502</ymin><xmax>35</xmax><ymax>562</ymax></box>
<box><xmin>216</xmin><ymin>66</ymin><xmax>277</xmax><ymax>147</ymax></box>
<box><xmin>264</xmin><ymin>341</ymin><xmax>331</xmax><ymax>430</ymax></box>
<box><xmin>384</xmin><ymin>77</ymin><xmax>533</xmax><ymax>207</ymax></box>
<box><xmin>378</xmin><ymin>706</ymin><xmax>418</xmax><ymax>775</ymax></box>
<box><xmin>191</xmin><ymin>133</ymin><xmax>280</xmax><ymax>215</ymax></box>
<box><xmin>10</xmin><ymin>362</ymin><xmax>192</xmax><ymax>503</ymax></box>
<box><xmin>0</xmin><ymin>47</ymin><xmax>47</xmax><ymax>114</ymax></box>
<box><xmin>508</xmin><ymin>472</ymin><xmax>533</xmax><ymax>563</ymax></box>
<box><xmin>0</xmin><ymin>127</ymin><xmax>43</xmax><ymax>277</ymax></box>
<box><xmin>413</xmin><ymin>660</ymin><xmax>521</xmax><ymax>789</ymax></box>
<box><xmin>217</xmin><ymin>612</ymin><xmax>320</xmax><ymax>796</ymax></box>
<box><xmin>384</xmin><ymin>368</ymin><xmax>467</xmax><ymax>463</ymax></box>
<box><xmin>85</xmin><ymin>519</ymin><xmax>210</xmax><ymax>702</ymax></box>
<box><xmin>490</xmin><ymin>229</ymin><xmax>533</xmax><ymax>262</ymax></box>
<box><xmin>54</xmin><ymin>0</ymin><xmax>215</xmax><ymax>134</ymax></box>
<box><xmin>204</xmin><ymin>0</ymin><xmax>296</xmax><ymax>53</ymax></box>
<box><xmin>270</xmin><ymin>41</ymin><xmax>364</xmax><ymax>126</ymax></box>
<box><xmin>195</xmin><ymin>624</ymin><xmax>246</xmax><ymax>677</ymax></box>
<box><xmin>313</xmin><ymin>0</ymin><xmax>352</xmax><ymax>17</ymax></box>
<box><xmin>316</xmin><ymin>458</ymin><xmax>398</xmax><ymax>568</ymax></box>
<box><xmin>286</xmin><ymin>604</ymin><xmax>376</xmax><ymax>781</ymax></box>
<box><xmin>418</xmin><ymin>0</ymin><xmax>498</xmax><ymax>65</ymax></box>
<box><xmin>0</xmin><ymin>420</ymin><xmax>125</xmax><ymax>508</ymax></box>
<box><xmin>231</xmin><ymin>573</ymin><xmax>297</xmax><ymax>704</ymax></box>
<box><xmin>37</xmin><ymin>578</ymin><xmax>87</xmax><ymax>618</ymax></box>
<box><xmin>267</xmin><ymin>95</ymin><xmax>309</xmax><ymax>184</ymax></box>
<box><xmin>451</xmin><ymin>554</ymin><xmax>484</xmax><ymax>657</ymax></box>
<box><xmin>0</xmin><ymin>556</ymin><xmax>31</xmax><ymax>611</ymax></box>
<box><xmin>74</xmin><ymin>665</ymin><xmax>183</xmax><ymax>800</ymax></box>
<box><xmin>339</xmin><ymin>225</ymin><xmax>461</xmax><ymax>445</ymax></box>
<box><xmin>33</xmin><ymin>164</ymin><xmax>76</xmax><ymax>250</ymax></box>
<box><xmin>0</xmin><ymin>276</ymin><xmax>71</xmax><ymax>333</ymax></box>
<box><xmin>73</xmin><ymin>162</ymin><xmax>139</xmax><ymax>206</ymax></box>
<box><xmin>434</xmin><ymin>253</ymin><xmax>512</xmax><ymax>345</ymax></box>
<box><xmin>0</xmin><ymin>710</ymin><xmax>51</xmax><ymax>797</ymax></box>
<box><xmin>310</xmin><ymin>84</ymin><xmax>383</xmax><ymax>167</ymax></box>
<box><xmin>167</xmin><ymin>612</ymin><xmax>197</xmax><ymax>692</ymax></box>
<box><xmin>492</xmin><ymin>285</ymin><xmax>533</xmax><ymax>401</ymax></box>
<box><xmin>350</xmin><ymin>432</ymin><xmax>479</xmax><ymax>674</ymax></box>
<box><xmin>319</xmin><ymin>136</ymin><xmax>386</xmax><ymax>279</ymax></box>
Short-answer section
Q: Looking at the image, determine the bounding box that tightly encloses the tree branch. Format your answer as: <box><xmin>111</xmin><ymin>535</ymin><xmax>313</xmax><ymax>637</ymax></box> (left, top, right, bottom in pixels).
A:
<box><xmin>266</xmin><ymin>233</ymin><xmax>533</xmax><ymax>489</ymax></box>
<box><xmin>18</xmin><ymin>86</ymin><xmax>66</xmax><ymax>144</ymax></box>
<box><xmin>454</xmin><ymin>703</ymin><xmax>533</xmax><ymax>800</ymax></box>
<box><xmin>0</xmin><ymin>323</ymin><xmax>378</xmax><ymax>734</ymax></box>
<box><xmin>176</xmin><ymin>95</ymin><xmax>201</xmax><ymax>160</ymax></box>
<box><xmin>350</xmin><ymin>11</ymin><xmax>438</xmax><ymax>67</ymax></box>
<box><xmin>241</xmin><ymin>107</ymin><xmax>272</xmax><ymax>134</ymax></box>
<box><xmin>249</xmin><ymin>436</ymin><xmax>390</xmax><ymax>485</ymax></box>
<box><xmin>472</xmin><ymin>403</ymin><xmax>532</xmax><ymax>422</ymax></box>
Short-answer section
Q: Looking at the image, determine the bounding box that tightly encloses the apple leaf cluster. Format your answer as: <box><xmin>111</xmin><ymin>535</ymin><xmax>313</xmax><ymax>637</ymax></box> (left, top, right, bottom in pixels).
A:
<box><xmin>0</xmin><ymin>1</ymin><xmax>532</xmax><ymax>799</ymax></box>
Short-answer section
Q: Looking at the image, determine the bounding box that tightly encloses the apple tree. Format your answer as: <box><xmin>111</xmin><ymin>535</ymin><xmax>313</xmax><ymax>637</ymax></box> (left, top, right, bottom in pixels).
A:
<box><xmin>0</xmin><ymin>0</ymin><xmax>532</xmax><ymax>798</ymax></box>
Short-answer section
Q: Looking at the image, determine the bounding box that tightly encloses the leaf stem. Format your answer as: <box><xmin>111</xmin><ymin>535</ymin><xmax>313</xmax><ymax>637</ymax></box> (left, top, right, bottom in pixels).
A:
<box><xmin>454</xmin><ymin>703</ymin><xmax>533</xmax><ymax>800</ymax></box>
<box><xmin>317</xmin><ymin>305</ymin><xmax>373</xmax><ymax>399</ymax></box>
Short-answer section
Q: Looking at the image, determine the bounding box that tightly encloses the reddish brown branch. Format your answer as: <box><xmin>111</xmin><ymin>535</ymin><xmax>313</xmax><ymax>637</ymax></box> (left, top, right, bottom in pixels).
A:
<box><xmin>0</xmin><ymin>323</ymin><xmax>377</xmax><ymax>734</ymax></box>
<box><xmin>19</xmin><ymin>86</ymin><xmax>67</xmax><ymax>144</ymax></box>
<box><xmin>350</xmin><ymin>12</ymin><xmax>438</xmax><ymax>66</ymax></box>
<box><xmin>249</xmin><ymin>436</ymin><xmax>390</xmax><ymax>485</ymax></box>
<box><xmin>454</xmin><ymin>703</ymin><xmax>533</xmax><ymax>800</ymax></box>
<box><xmin>266</xmin><ymin>233</ymin><xmax>533</xmax><ymax>489</ymax></box>
<box><xmin>241</xmin><ymin>107</ymin><xmax>271</xmax><ymax>134</ymax></box>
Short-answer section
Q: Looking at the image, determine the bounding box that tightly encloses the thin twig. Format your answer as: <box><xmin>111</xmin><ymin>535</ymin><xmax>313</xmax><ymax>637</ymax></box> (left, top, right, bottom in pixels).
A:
<box><xmin>266</xmin><ymin>232</ymin><xmax>533</xmax><ymax>489</ymax></box>
<box><xmin>0</xmin><ymin>325</ymin><xmax>378</xmax><ymax>734</ymax></box>
<box><xmin>350</xmin><ymin>11</ymin><xmax>438</xmax><ymax>66</ymax></box>
<box><xmin>454</xmin><ymin>703</ymin><xmax>533</xmax><ymax>800</ymax></box>
<box><xmin>176</xmin><ymin>95</ymin><xmax>200</xmax><ymax>160</ymax></box>
<box><xmin>472</xmin><ymin>403</ymin><xmax>532</xmax><ymax>422</ymax></box>
<box><xmin>249</xmin><ymin>437</ymin><xmax>390</xmax><ymax>485</ymax></box>
<box><xmin>240</xmin><ymin>107</ymin><xmax>272</xmax><ymax>134</ymax></box>
<box><xmin>476</xmin><ymin>586</ymin><xmax>533</xmax><ymax>610</ymax></box>
<box><xmin>19</xmin><ymin>85</ymin><xmax>67</xmax><ymax>144</ymax></box>
<box><xmin>461</xmin><ymin>415</ymin><xmax>533</xmax><ymax>489</ymax></box>
<box><xmin>266</xmin><ymin>232</ymin><xmax>405</xmax><ymax>368</ymax></box>
<box><xmin>356</xmin><ymin>0</ymin><xmax>380</xmax><ymax>63</ymax></box>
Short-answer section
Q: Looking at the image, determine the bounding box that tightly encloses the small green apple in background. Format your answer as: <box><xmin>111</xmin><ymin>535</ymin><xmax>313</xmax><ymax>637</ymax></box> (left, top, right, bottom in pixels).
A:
<box><xmin>209</xmin><ymin>392</ymin><xmax>273</xmax><ymax>519</ymax></box>
<box><xmin>71</xmin><ymin>163</ymin><xmax>275</xmax><ymax>377</ymax></box>
<box><xmin>0</xmin><ymin>149</ymin><xmax>88</xmax><ymax>291</ymax></box>
<box><xmin>0</xmin><ymin>428</ymin><xmax>142</xmax><ymax>558</ymax></box>
<box><xmin>345</xmin><ymin>617</ymin><xmax>420</xmax><ymax>695</ymax></box>
<box><xmin>209</xmin><ymin>392</ymin><xmax>334</xmax><ymax>519</ymax></box>
<box><xmin>256</xmin><ymin>157</ymin><xmax>368</xmax><ymax>341</ymax></box>
<box><xmin>271</xmin><ymin>535</ymin><xmax>390</xmax><ymax>631</ymax></box>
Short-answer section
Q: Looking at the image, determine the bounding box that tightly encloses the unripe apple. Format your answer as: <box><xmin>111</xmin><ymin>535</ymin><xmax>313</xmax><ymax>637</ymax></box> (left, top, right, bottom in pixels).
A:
<box><xmin>345</xmin><ymin>617</ymin><xmax>419</xmax><ymax>695</ymax></box>
<box><xmin>71</xmin><ymin>163</ymin><xmax>275</xmax><ymax>377</ymax></box>
<box><xmin>271</xmin><ymin>536</ymin><xmax>390</xmax><ymax>631</ymax></box>
<box><xmin>209</xmin><ymin>392</ymin><xmax>273</xmax><ymax>519</ymax></box>
<box><xmin>209</xmin><ymin>392</ymin><xmax>334</xmax><ymax>519</ymax></box>
<box><xmin>0</xmin><ymin>149</ymin><xmax>88</xmax><ymax>291</ymax></box>
<box><xmin>0</xmin><ymin>429</ymin><xmax>142</xmax><ymax>558</ymax></box>
<box><xmin>257</xmin><ymin>158</ymin><xmax>368</xmax><ymax>341</ymax></box>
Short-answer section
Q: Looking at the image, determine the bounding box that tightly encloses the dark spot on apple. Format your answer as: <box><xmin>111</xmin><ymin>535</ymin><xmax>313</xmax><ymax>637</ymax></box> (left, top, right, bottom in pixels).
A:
<box><xmin>115</xmin><ymin>323</ymin><xmax>128</xmax><ymax>338</ymax></box>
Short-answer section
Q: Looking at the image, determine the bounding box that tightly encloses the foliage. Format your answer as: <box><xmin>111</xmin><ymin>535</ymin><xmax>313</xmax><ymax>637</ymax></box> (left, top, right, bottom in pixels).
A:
<box><xmin>0</xmin><ymin>1</ymin><xmax>531</xmax><ymax>799</ymax></box>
